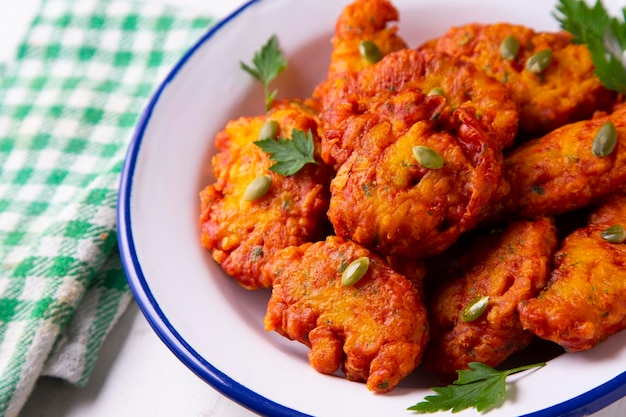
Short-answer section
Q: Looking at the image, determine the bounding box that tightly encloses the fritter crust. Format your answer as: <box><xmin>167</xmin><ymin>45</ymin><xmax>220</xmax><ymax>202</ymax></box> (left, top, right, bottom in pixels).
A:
<box><xmin>496</xmin><ymin>105</ymin><xmax>626</xmax><ymax>220</ymax></box>
<box><xmin>423</xmin><ymin>23</ymin><xmax>615</xmax><ymax>137</ymax></box>
<box><xmin>423</xmin><ymin>218</ymin><xmax>557</xmax><ymax>381</ymax></box>
<box><xmin>519</xmin><ymin>194</ymin><xmax>626</xmax><ymax>352</ymax></box>
<box><xmin>199</xmin><ymin>101</ymin><xmax>333</xmax><ymax>289</ymax></box>
<box><xmin>263</xmin><ymin>235</ymin><xmax>429</xmax><ymax>392</ymax></box>
<box><xmin>328</xmin><ymin>0</ymin><xmax>407</xmax><ymax>78</ymax></box>
<box><xmin>328</xmin><ymin>114</ymin><xmax>502</xmax><ymax>258</ymax></box>
<box><xmin>313</xmin><ymin>0</ymin><xmax>407</xmax><ymax>102</ymax></box>
<box><xmin>320</xmin><ymin>49</ymin><xmax>515</xmax><ymax>258</ymax></box>
<box><xmin>320</xmin><ymin>48</ymin><xmax>518</xmax><ymax>167</ymax></box>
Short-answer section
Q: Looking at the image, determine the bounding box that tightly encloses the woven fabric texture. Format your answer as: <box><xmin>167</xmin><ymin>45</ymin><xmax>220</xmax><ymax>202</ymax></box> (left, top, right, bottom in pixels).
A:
<box><xmin>0</xmin><ymin>1</ymin><xmax>212</xmax><ymax>415</ymax></box>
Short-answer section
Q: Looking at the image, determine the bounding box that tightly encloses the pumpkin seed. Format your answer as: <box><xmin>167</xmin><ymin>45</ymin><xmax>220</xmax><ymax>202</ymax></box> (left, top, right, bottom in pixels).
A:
<box><xmin>500</xmin><ymin>35</ymin><xmax>520</xmax><ymax>60</ymax></box>
<box><xmin>412</xmin><ymin>145</ymin><xmax>444</xmax><ymax>169</ymax></box>
<box><xmin>592</xmin><ymin>122</ymin><xmax>618</xmax><ymax>157</ymax></box>
<box><xmin>341</xmin><ymin>257</ymin><xmax>370</xmax><ymax>286</ymax></box>
<box><xmin>428</xmin><ymin>87</ymin><xmax>445</xmax><ymax>97</ymax></box>
<box><xmin>526</xmin><ymin>49</ymin><xmax>552</xmax><ymax>74</ymax></box>
<box><xmin>259</xmin><ymin>119</ymin><xmax>279</xmax><ymax>140</ymax></box>
<box><xmin>359</xmin><ymin>40</ymin><xmax>383</xmax><ymax>64</ymax></box>
<box><xmin>601</xmin><ymin>225</ymin><xmax>626</xmax><ymax>243</ymax></box>
<box><xmin>461</xmin><ymin>296</ymin><xmax>490</xmax><ymax>322</ymax></box>
<box><xmin>243</xmin><ymin>174</ymin><xmax>272</xmax><ymax>201</ymax></box>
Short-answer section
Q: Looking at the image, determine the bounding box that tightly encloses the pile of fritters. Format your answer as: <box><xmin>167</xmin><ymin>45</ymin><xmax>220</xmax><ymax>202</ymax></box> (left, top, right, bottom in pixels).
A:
<box><xmin>199</xmin><ymin>0</ymin><xmax>626</xmax><ymax>392</ymax></box>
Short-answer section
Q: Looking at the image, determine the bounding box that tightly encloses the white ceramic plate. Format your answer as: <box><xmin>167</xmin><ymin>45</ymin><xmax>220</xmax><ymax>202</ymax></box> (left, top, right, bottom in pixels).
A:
<box><xmin>117</xmin><ymin>0</ymin><xmax>626</xmax><ymax>416</ymax></box>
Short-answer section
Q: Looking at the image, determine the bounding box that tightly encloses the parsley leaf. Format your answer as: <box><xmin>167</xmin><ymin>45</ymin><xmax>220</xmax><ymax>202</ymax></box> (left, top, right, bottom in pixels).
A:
<box><xmin>407</xmin><ymin>362</ymin><xmax>545</xmax><ymax>414</ymax></box>
<box><xmin>254</xmin><ymin>129</ymin><xmax>319</xmax><ymax>176</ymax></box>
<box><xmin>240</xmin><ymin>34</ymin><xmax>287</xmax><ymax>112</ymax></box>
<box><xmin>554</xmin><ymin>0</ymin><xmax>626</xmax><ymax>94</ymax></box>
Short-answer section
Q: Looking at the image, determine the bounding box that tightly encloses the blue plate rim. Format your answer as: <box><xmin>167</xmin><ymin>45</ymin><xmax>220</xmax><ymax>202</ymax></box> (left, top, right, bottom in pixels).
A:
<box><xmin>115</xmin><ymin>1</ymin><xmax>626</xmax><ymax>416</ymax></box>
<box><xmin>116</xmin><ymin>1</ymin><xmax>309</xmax><ymax>416</ymax></box>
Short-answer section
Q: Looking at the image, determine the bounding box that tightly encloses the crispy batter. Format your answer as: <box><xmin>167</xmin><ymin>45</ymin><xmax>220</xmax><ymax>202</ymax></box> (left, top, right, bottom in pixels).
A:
<box><xmin>263</xmin><ymin>235</ymin><xmax>429</xmax><ymax>393</ymax></box>
<box><xmin>313</xmin><ymin>0</ymin><xmax>407</xmax><ymax>100</ymax></box>
<box><xmin>386</xmin><ymin>254</ymin><xmax>428</xmax><ymax>296</ymax></box>
<box><xmin>519</xmin><ymin>194</ymin><xmax>626</xmax><ymax>352</ymax></box>
<box><xmin>423</xmin><ymin>218</ymin><xmax>557</xmax><ymax>381</ymax></box>
<box><xmin>423</xmin><ymin>23</ymin><xmax>615</xmax><ymax>137</ymax></box>
<box><xmin>320</xmin><ymin>48</ymin><xmax>518</xmax><ymax>167</ymax></box>
<box><xmin>320</xmin><ymin>49</ymin><xmax>516</xmax><ymax>257</ymax></box>
<box><xmin>199</xmin><ymin>101</ymin><xmax>333</xmax><ymax>289</ymax></box>
<box><xmin>313</xmin><ymin>10</ymin><xmax>520</xmax><ymax>259</ymax></box>
<box><xmin>328</xmin><ymin>114</ymin><xmax>502</xmax><ymax>258</ymax></box>
<box><xmin>495</xmin><ymin>105</ymin><xmax>626</xmax><ymax>220</ymax></box>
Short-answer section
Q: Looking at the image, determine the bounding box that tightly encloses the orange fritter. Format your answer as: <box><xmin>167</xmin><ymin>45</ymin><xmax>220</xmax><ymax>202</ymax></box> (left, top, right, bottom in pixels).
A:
<box><xmin>320</xmin><ymin>48</ymin><xmax>518</xmax><ymax>167</ymax></box>
<box><xmin>495</xmin><ymin>105</ymin><xmax>626</xmax><ymax>220</ymax></box>
<box><xmin>199</xmin><ymin>101</ymin><xmax>333</xmax><ymax>289</ymax></box>
<box><xmin>423</xmin><ymin>218</ymin><xmax>558</xmax><ymax>381</ymax></box>
<box><xmin>263</xmin><ymin>235</ymin><xmax>429</xmax><ymax>393</ymax></box>
<box><xmin>328</xmin><ymin>112</ymin><xmax>502</xmax><ymax>258</ymax></box>
<box><xmin>313</xmin><ymin>0</ymin><xmax>407</xmax><ymax>100</ymax></box>
<box><xmin>519</xmin><ymin>194</ymin><xmax>626</xmax><ymax>352</ymax></box>
<box><xmin>320</xmin><ymin>49</ymin><xmax>516</xmax><ymax>258</ymax></box>
<box><xmin>423</xmin><ymin>23</ymin><xmax>615</xmax><ymax>137</ymax></box>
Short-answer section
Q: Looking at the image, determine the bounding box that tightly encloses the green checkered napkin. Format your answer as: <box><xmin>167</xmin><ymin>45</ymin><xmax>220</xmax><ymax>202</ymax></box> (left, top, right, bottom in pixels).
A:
<box><xmin>0</xmin><ymin>0</ymin><xmax>213</xmax><ymax>415</ymax></box>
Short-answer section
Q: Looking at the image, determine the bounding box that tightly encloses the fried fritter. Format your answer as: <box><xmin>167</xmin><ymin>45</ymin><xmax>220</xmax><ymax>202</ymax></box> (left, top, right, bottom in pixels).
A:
<box><xmin>320</xmin><ymin>48</ymin><xmax>518</xmax><ymax>167</ymax></box>
<box><xmin>328</xmin><ymin>112</ymin><xmax>502</xmax><ymax>258</ymax></box>
<box><xmin>199</xmin><ymin>101</ymin><xmax>333</xmax><ymax>289</ymax></box>
<box><xmin>313</xmin><ymin>0</ymin><xmax>407</xmax><ymax>101</ymax></box>
<box><xmin>319</xmin><ymin>48</ymin><xmax>517</xmax><ymax>258</ymax></box>
<box><xmin>263</xmin><ymin>235</ymin><xmax>429</xmax><ymax>393</ymax></box>
<box><xmin>423</xmin><ymin>218</ymin><xmax>557</xmax><ymax>381</ymax></box>
<box><xmin>423</xmin><ymin>23</ymin><xmax>615</xmax><ymax>137</ymax></box>
<box><xmin>519</xmin><ymin>194</ymin><xmax>626</xmax><ymax>352</ymax></box>
<box><xmin>495</xmin><ymin>105</ymin><xmax>626</xmax><ymax>220</ymax></box>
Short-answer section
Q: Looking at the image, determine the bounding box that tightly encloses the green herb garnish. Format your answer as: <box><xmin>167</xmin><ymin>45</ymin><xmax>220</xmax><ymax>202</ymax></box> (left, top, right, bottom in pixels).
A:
<box><xmin>554</xmin><ymin>0</ymin><xmax>626</xmax><ymax>94</ymax></box>
<box><xmin>240</xmin><ymin>34</ymin><xmax>287</xmax><ymax>112</ymax></box>
<box><xmin>408</xmin><ymin>362</ymin><xmax>545</xmax><ymax>414</ymax></box>
<box><xmin>254</xmin><ymin>129</ymin><xmax>318</xmax><ymax>176</ymax></box>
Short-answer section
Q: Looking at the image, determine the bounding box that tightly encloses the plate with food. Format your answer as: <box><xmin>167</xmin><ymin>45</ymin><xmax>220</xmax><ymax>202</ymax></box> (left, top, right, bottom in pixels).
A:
<box><xmin>117</xmin><ymin>0</ymin><xmax>626</xmax><ymax>415</ymax></box>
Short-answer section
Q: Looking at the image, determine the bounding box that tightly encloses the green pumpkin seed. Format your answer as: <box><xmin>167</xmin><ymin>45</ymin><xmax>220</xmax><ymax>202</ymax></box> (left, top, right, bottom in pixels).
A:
<box><xmin>341</xmin><ymin>257</ymin><xmax>370</xmax><ymax>286</ymax></box>
<box><xmin>412</xmin><ymin>145</ymin><xmax>444</xmax><ymax>169</ymax></box>
<box><xmin>601</xmin><ymin>225</ymin><xmax>626</xmax><ymax>243</ymax></box>
<box><xmin>526</xmin><ymin>49</ymin><xmax>552</xmax><ymax>74</ymax></box>
<box><xmin>500</xmin><ymin>35</ymin><xmax>520</xmax><ymax>60</ymax></box>
<box><xmin>243</xmin><ymin>174</ymin><xmax>272</xmax><ymax>201</ymax></box>
<box><xmin>592</xmin><ymin>122</ymin><xmax>618</xmax><ymax>157</ymax></box>
<box><xmin>461</xmin><ymin>296</ymin><xmax>490</xmax><ymax>322</ymax></box>
<box><xmin>259</xmin><ymin>119</ymin><xmax>279</xmax><ymax>140</ymax></box>
<box><xmin>359</xmin><ymin>40</ymin><xmax>383</xmax><ymax>64</ymax></box>
<box><xmin>428</xmin><ymin>87</ymin><xmax>445</xmax><ymax>97</ymax></box>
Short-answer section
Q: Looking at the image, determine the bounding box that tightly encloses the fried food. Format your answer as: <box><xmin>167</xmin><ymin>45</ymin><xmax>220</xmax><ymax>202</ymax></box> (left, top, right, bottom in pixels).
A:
<box><xmin>199</xmin><ymin>100</ymin><xmax>333</xmax><ymax>289</ymax></box>
<box><xmin>319</xmin><ymin>48</ymin><xmax>518</xmax><ymax>167</ymax></box>
<box><xmin>313</xmin><ymin>0</ymin><xmax>407</xmax><ymax>104</ymax></box>
<box><xmin>263</xmin><ymin>235</ymin><xmax>429</xmax><ymax>393</ymax></box>
<box><xmin>423</xmin><ymin>23</ymin><xmax>615</xmax><ymax>137</ymax></box>
<box><xmin>312</xmin><ymin>4</ymin><xmax>521</xmax><ymax>259</ymax></box>
<box><xmin>328</xmin><ymin>113</ymin><xmax>501</xmax><ymax>258</ymax></box>
<box><xmin>423</xmin><ymin>218</ymin><xmax>558</xmax><ymax>381</ymax></box>
<box><xmin>199</xmin><ymin>0</ymin><xmax>626</xmax><ymax>394</ymax></box>
<box><xmin>519</xmin><ymin>194</ymin><xmax>626</xmax><ymax>352</ymax></box>
<box><xmin>320</xmin><ymin>48</ymin><xmax>518</xmax><ymax>258</ymax></box>
<box><xmin>495</xmin><ymin>105</ymin><xmax>626</xmax><ymax>220</ymax></box>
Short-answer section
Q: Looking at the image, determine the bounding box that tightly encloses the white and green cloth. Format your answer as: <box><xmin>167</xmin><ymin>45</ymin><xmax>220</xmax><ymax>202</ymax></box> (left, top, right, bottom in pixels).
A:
<box><xmin>0</xmin><ymin>0</ymin><xmax>213</xmax><ymax>415</ymax></box>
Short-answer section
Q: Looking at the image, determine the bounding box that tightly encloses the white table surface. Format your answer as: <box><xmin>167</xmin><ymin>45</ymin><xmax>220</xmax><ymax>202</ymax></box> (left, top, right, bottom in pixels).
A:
<box><xmin>3</xmin><ymin>0</ymin><xmax>626</xmax><ymax>416</ymax></box>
